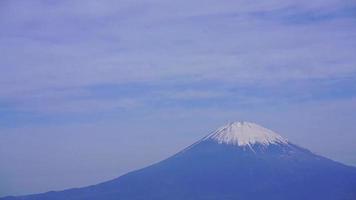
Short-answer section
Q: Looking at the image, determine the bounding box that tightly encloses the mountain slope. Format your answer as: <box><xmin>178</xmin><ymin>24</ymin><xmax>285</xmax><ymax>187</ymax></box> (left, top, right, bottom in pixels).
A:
<box><xmin>3</xmin><ymin>122</ymin><xmax>356</xmax><ymax>200</ymax></box>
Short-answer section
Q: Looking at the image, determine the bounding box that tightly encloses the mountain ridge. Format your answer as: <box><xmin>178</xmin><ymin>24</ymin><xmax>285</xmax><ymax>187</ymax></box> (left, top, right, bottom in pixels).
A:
<box><xmin>2</xmin><ymin>121</ymin><xmax>356</xmax><ymax>200</ymax></box>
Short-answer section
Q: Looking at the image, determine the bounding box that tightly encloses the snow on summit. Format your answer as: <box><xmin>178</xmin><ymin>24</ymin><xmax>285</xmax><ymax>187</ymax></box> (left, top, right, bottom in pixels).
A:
<box><xmin>205</xmin><ymin>121</ymin><xmax>288</xmax><ymax>147</ymax></box>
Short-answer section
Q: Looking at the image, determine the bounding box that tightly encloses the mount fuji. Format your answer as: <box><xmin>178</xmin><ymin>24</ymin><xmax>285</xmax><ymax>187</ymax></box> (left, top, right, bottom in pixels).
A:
<box><xmin>2</xmin><ymin>121</ymin><xmax>356</xmax><ymax>200</ymax></box>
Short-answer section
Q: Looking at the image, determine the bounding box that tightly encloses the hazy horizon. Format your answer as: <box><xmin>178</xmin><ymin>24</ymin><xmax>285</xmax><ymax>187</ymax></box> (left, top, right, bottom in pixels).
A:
<box><xmin>1</xmin><ymin>0</ymin><xmax>356</xmax><ymax>197</ymax></box>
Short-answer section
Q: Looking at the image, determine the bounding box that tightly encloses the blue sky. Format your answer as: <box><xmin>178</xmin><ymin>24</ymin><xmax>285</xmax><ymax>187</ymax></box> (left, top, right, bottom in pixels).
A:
<box><xmin>1</xmin><ymin>0</ymin><xmax>356</xmax><ymax>197</ymax></box>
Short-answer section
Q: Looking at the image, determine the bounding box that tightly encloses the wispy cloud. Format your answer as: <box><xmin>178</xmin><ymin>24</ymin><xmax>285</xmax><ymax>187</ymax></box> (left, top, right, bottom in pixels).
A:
<box><xmin>0</xmin><ymin>0</ymin><xmax>355</xmax><ymax>117</ymax></box>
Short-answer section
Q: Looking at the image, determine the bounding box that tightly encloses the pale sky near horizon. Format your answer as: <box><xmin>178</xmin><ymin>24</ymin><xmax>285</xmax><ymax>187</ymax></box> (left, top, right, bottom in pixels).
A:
<box><xmin>1</xmin><ymin>0</ymin><xmax>356</xmax><ymax>197</ymax></box>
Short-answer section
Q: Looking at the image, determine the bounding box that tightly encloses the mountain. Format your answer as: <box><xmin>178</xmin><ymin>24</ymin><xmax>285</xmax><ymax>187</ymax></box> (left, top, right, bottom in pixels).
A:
<box><xmin>2</xmin><ymin>121</ymin><xmax>356</xmax><ymax>200</ymax></box>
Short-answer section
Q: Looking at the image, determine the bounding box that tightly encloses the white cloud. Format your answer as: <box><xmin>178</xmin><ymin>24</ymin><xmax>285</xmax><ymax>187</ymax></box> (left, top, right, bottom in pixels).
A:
<box><xmin>0</xmin><ymin>0</ymin><xmax>355</xmax><ymax>114</ymax></box>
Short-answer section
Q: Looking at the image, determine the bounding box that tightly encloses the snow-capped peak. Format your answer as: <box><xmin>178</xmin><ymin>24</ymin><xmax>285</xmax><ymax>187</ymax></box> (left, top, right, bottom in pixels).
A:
<box><xmin>204</xmin><ymin>121</ymin><xmax>288</xmax><ymax>147</ymax></box>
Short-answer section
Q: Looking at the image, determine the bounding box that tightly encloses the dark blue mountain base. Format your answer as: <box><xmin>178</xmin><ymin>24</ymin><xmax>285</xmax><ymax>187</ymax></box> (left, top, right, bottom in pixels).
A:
<box><xmin>3</xmin><ymin>141</ymin><xmax>356</xmax><ymax>200</ymax></box>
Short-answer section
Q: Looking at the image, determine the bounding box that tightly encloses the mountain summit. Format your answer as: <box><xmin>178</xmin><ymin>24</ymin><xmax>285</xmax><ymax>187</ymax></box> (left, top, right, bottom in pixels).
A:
<box><xmin>2</xmin><ymin>122</ymin><xmax>356</xmax><ymax>200</ymax></box>
<box><xmin>204</xmin><ymin>121</ymin><xmax>288</xmax><ymax>146</ymax></box>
